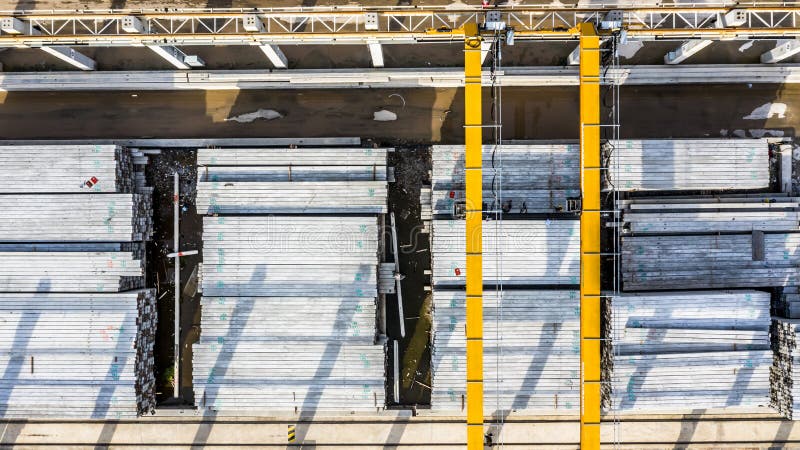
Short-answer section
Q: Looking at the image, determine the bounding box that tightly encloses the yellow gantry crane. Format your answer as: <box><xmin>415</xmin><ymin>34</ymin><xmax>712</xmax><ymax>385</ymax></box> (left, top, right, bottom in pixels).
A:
<box><xmin>462</xmin><ymin>22</ymin><xmax>485</xmax><ymax>450</ymax></box>
<box><xmin>578</xmin><ymin>22</ymin><xmax>602</xmax><ymax>450</ymax></box>
<box><xmin>459</xmin><ymin>20</ymin><xmax>602</xmax><ymax>450</ymax></box>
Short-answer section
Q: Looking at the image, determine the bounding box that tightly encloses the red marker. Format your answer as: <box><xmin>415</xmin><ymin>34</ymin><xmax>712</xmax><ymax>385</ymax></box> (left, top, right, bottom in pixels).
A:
<box><xmin>449</xmin><ymin>191</ymin><xmax>455</xmax><ymax>199</ymax></box>
<box><xmin>84</xmin><ymin>176</ymin><xmax>99</xmax><ymax>188</ymax></box>
<box><xmin>454</xmin><ymin>268</ymin><xmax>461</xmax><ymax>276</ymax></box>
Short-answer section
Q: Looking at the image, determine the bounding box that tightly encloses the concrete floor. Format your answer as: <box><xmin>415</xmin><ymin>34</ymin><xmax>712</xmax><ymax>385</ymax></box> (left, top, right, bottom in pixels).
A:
<box><xmin>0</xmin><ymin>85</ymin><xmax>795</xmax><ymax>141</ymax></box>
<box><xmin>1</xmin><ymin>411</ymin><xmax>799</xmax><ymax>448</ymax></box>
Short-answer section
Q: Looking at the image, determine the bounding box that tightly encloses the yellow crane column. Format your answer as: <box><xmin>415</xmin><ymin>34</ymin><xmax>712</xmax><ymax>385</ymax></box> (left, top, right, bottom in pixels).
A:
<box><xmin>463</xmin><ymin>22</ymin><xmax>484</xmax><ymax>450</ymax></box>
<box><xmin>578</xmin><ymin>22</ymin><xmax>602</xmax><ymax>450</ymax></box>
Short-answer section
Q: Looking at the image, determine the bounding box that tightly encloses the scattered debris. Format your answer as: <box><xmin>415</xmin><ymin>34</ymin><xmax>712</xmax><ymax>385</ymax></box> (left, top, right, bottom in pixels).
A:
<box><xmin>388</xmin><ymin>93</ymin><xmax>407</xmax><ymax>108</ymax></box>
<box><xmin>374</xmin><ymin>109</ymin><xmax>398</xmax><ymax>121</ymax></box>
<box><xmin>738</xmin><ymin>40</ymin><xmax>755</xmax><ymax>52</ymax></box>
<box><xmin>224</xmin><ymin>109</ymin><xmax>284</xmax><ymax>123</ymax></box>
<box><xmin>743</xmin><ymin>102</ymin><xmax>787</xmax><ymax>120</ymax></box>
<box><xmin>748</xmin><ymin>129</ymin><xmax>785</xmax><ymax>138</ymax></box>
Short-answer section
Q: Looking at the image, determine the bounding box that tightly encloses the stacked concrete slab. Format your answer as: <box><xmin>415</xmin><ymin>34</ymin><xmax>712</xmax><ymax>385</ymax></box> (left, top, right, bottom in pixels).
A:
<box><xmin>425</xmin><ymin>142</ymin><xmax>582</xmax><ymax>414</ymax></box>
<box><xmin>0</xmin><ymin>143</ymin><xmax>156</xmax><ymax>419</ymax></box>
<box><xmin>0</xmin><ymin>144</ymin><xmax>139</xmax><ymax>193</ymax></box>
<box><xmin>619</xmin><ymin>195</ymin><xmax>800</xmax><ymax>291</ymax></box>
<box><xmin>431</xmin><ymin>219</ymin><xmax>580</xmax><ymax>287</ymax></box>
<box><xmin>604</xmin><ymin>291</ymin><xmax>771</xmax><ymax>412</ymax></box>
<box><xmin>0</xmin><ymin>193</ymin><xmax>153</xmax><ymax>242</ymax></box>
<box><xmin>619</xmin><ymin>194</ymin><xmax>800</xmax><ymax>234</ymax></box>
<box><xmin>0</xmin><ymin>290</ymin><xmax>157</xmax><ymax>418</ymax></box>
<box><xmin>196</xmin><ymin>148</ymin><xmax>389</xmax><ymax>214</ymax></box>
<box><xmin>193</xmin><ymin>147</ymin><xmax>387</xmax><ymax>414</ymax></box>
<box><xmin>427</xmin><ymin>144</ymin><xmax>579</xmax><ymax>215</ymax></box>
<box><xmin>431</xmin><ymin>290</ymin><xmax>580</xmax><ymax>413</ymax></box>
<box><xmin>606</xmin><ymin>138</ymin><xmax>770</xmax><ymax>191</ymax></box>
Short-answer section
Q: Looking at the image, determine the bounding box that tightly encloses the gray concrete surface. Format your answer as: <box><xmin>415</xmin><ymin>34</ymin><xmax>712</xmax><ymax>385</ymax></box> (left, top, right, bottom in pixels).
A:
<box><xmin>1</xmin><ymin>412</ymin><xmax>799</xmax><ymax>448</ymax></box>
<box><xmin>0</xmin><ymin>85</ymin><xmax>795</xmax><ymax>142</ymax></box>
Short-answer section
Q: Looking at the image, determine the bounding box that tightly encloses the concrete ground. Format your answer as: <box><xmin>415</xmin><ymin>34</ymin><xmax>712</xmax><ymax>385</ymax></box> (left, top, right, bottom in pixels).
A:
<box><xmin>1</xmin><ymin>411</ymin><xmax>800</xmax><ymax>448</ymax></box>
<box><xmin>0</xmin><ymin>85</ymin><xmax>795</xmax><ymax>141</ymax></box>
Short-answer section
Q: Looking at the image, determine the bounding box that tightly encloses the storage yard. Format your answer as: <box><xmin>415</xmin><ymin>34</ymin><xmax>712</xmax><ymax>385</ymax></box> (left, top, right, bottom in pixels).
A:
<box><xmin>1</xmin><ymin>2</ymin><xmax>800</xmax><ymax>449</ymax></box>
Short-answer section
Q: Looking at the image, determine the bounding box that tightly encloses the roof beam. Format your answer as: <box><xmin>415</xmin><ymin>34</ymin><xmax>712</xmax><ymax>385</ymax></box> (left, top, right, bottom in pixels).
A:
<box><xmin>257</xmin><ymin>44</ymin><xmax>288</xmax><ymax>69</ymax></box>
<box><xmin>664</xmin><ymin>40</ymin><xmax>713</xmax><ymax>64</ymax></box>
<box><xmin>567</xmin><ymin>44</ymin><xmax>580</xmax><ymax>65</ymax></box>
<box><xmin>39</xmin><ymin>46</ymin><xmax>96</xmax><ymax>71</ymax></box>
<box><xmin>480</xmin><ymin>40</ymin><xmax>492</xmax><ymax>65</ymax></box>
<box><xmin>761</xmin><ymin>39</ymin><xmax>800</xmax><ymax>64</ymax></box>
<box><xmin>367</xmin><ymin>40</ymin><xmax>384</xmax><ymax>68</ymax></box>
<box><xmin>120</xmin><ymin>16</ymin><xmax>201</xmax><ymax>69</ymax></box>
<box><xmin>0</xmin><ymin>19</ymin><xmax>96</xmax><ymax>70</ymax></box>
<box><xmin>241</xmin><ymin>14</ymin><xmax>288</xmax><ymax>69</ymax></box>
<box><xmin>147</xmin><ymin>45</ymin><xmax>191</xmax><ymax>70</ymax></box>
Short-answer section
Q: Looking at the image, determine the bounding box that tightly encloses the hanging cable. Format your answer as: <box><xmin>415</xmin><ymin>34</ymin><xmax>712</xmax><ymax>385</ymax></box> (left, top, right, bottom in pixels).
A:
<box><xmin>487</xmin><ymin>29</ymin><xmax>506</xmax><ymax>449</ymax></box>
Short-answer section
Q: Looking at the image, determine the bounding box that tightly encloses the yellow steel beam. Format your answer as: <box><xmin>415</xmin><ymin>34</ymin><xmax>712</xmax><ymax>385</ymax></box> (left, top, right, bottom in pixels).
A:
<box><xmin>578</xmin><ymin>21</ymin><xmax>601</xmax><ymax>450</ymax></box>
<box><xmin>463</xmin><ymin>21</ymin><xmax>484</xmax><ymax>450</ymax></box>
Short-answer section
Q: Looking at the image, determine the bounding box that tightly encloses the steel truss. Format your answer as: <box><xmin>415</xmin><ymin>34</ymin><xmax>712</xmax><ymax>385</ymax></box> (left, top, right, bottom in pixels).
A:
<box><xmin>1</xmin><ymin>5</ymin><xmax>799</xmax><ymax>48</ymax></box>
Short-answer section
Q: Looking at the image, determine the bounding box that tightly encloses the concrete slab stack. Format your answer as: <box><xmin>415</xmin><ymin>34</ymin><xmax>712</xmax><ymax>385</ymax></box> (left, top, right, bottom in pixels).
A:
<box><xmin>621</xmin><ymin>232</ymin><xmax>800</xmax><ymax>291</ymax></box>
<box><xmin>431</xmin><ymin>290</ymin><xmax>580</xmax><ymax>413</ymax></box>
<box><xmin>606</xmin><ymin>139</ymin><xmax>770</xmax><ymax>191</ymax></box>
<box><xmin>431</xmin><ymin>219</ymin><xmax>580</xmax><ymax>287</ymax></box>
<box><xmin>200</xmin><ymin>216</ymin><xmax>379</xmax><ymax>298</ymax></box>
<box><xmin>619</xmin><ymin>195</ymin><xmax>800</xmax><ymax>234</ymax></box>
<box><xmin>0</xmin><ymin>251</ymin><xmax>144</xmax><ymax>292</ymax></box>
<box><xmin>194</xmin><ymin>216</ymin><xmax>386</xmax><ymax>413</ymax></box>
<box><xmin>0</xmin><ymin>290</ymin><xmax>157</xmax><ymax>418</ymax></box>
<box><xmin>193</xmin><ymin>147</ymin><xmax>387</xmax><ymax>414</ymax></box>
<box><xmin>0</xmin><ymin>144</ymin><xmax>138</xmax><ymax>193</ymax></box>
<box><xmin>604</xmin><ymin>291</ymin><xmax>771</xmax><ymax>412</ymax></box>
<box><xmin>428</xmin><ymin>144</ymin><xmax>579</xmax><ymax>215</ymax></box>
<box><xmin>0</xmin><ymin>143</ymin><xmax>155</xmax><ymax>418</ymax></box>
<box><xmin>0</xmin><ymin>193</ymin><xmax>153</xmax><ymax>242</ymax></box>
<box><xmin>196</xmin><ymin>148</ymin><xmax>389</xmax><ymax>214</ymax></box>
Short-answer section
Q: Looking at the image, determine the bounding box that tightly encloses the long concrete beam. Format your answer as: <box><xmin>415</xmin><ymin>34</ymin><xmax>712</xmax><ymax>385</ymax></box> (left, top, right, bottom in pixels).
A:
<box><xmin>0</xmin><ymin>412</ymin><xmax>796</xmax><ymax>448</ymax></box>
<box><xmin>38</xmin><ymin>46</ymin><xmax>96</xmax><ymax>71</ymax></box>
<box><xmin>762</xmin><ymin>39</ymin><xmax>800</xmax><ymax>64</ymax></box>
<box><xmin>1</xmin><ymin>65</ymin><xmax>798</xmax><ymax>91</ymax></box>
<box><xmin>1</xmin><ymin>17</ymin><xmax>96</xmax><ymax>71</ymax></box>
<box><xmin>664</xmin><ymin>40</ymin><xmax>714</xmax><ymax>64</ymax></box>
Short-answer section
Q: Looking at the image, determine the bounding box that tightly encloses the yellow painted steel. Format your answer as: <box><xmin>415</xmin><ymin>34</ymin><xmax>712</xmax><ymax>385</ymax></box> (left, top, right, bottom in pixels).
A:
<box><xmin>463</xmin><ymin>21</ymin><xmax>484</xmax><ymax>450</ymax></box>
<box><xmin>578</xmin><ymin>22</ymin><xmax>601</xmax><ymax>450</ymax></box>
